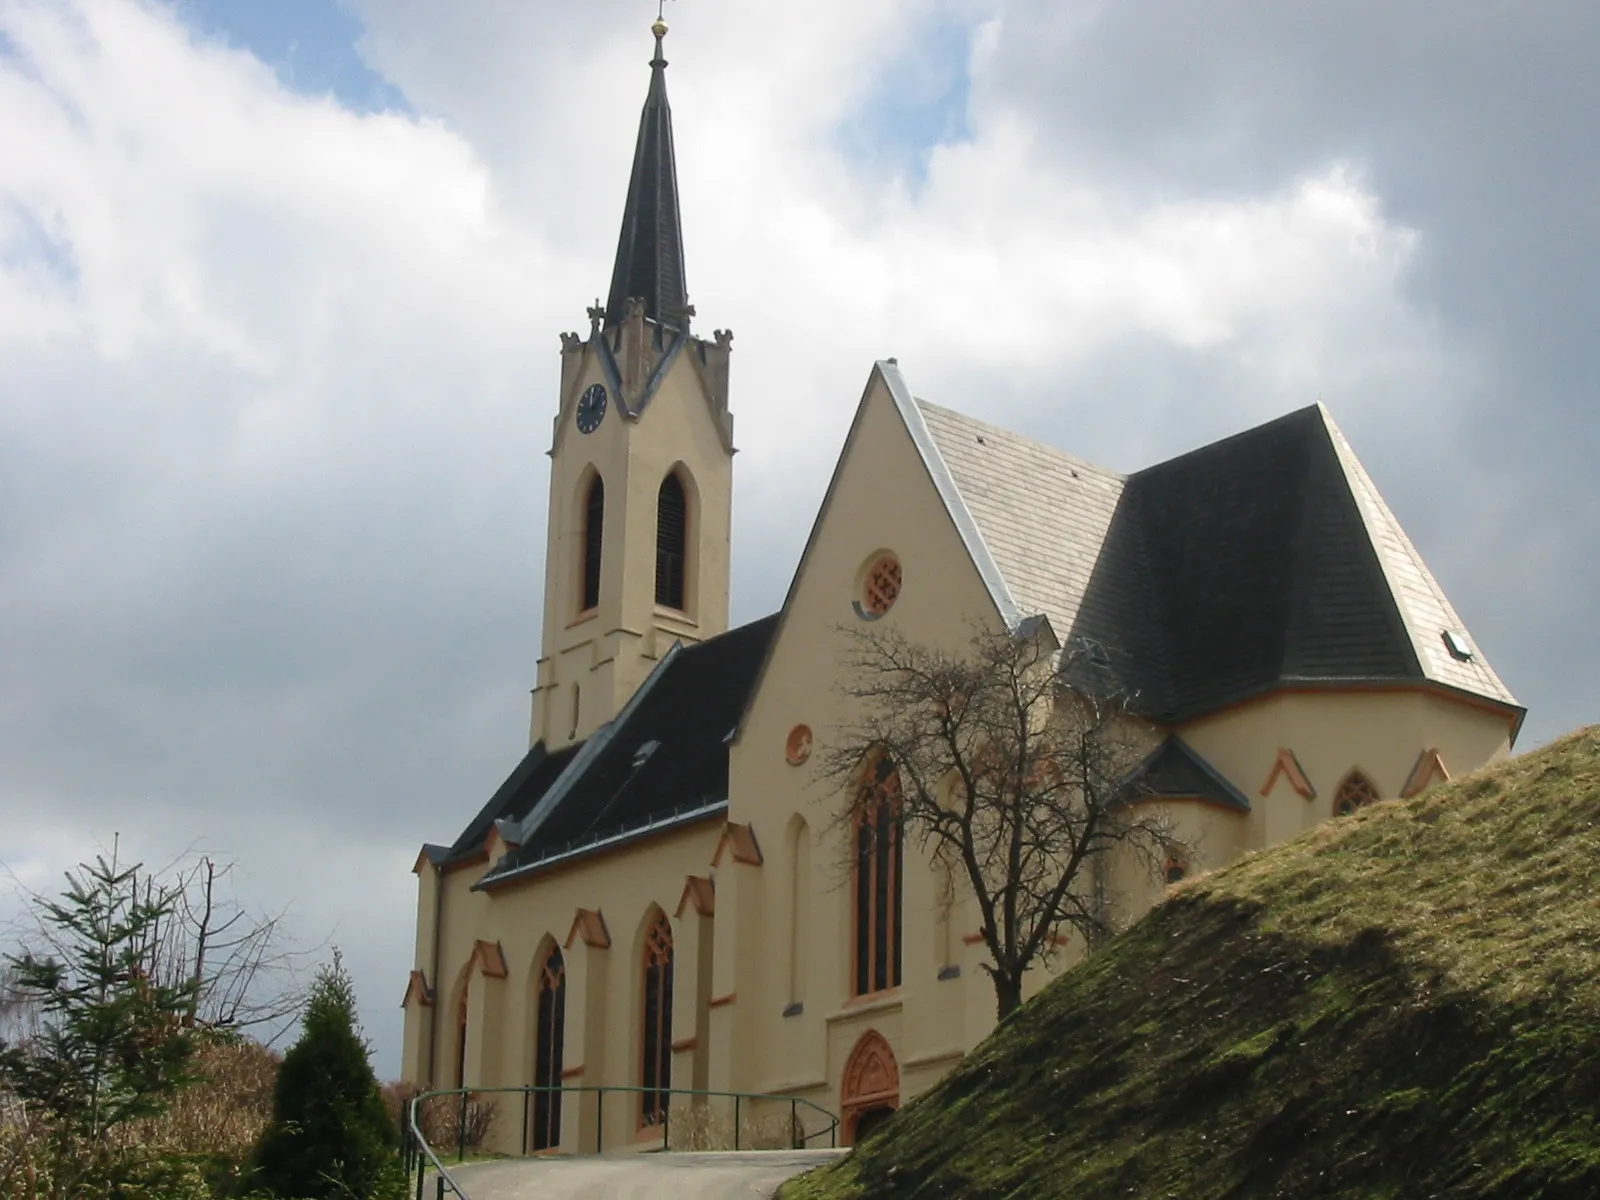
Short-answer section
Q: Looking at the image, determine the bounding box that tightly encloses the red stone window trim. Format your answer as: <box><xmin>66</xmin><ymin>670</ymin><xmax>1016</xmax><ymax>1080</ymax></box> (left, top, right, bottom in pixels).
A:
<box><xmin>785</xmin><ymin>724</ymin><xmax>813</xmax><ymax>766</ymax></box>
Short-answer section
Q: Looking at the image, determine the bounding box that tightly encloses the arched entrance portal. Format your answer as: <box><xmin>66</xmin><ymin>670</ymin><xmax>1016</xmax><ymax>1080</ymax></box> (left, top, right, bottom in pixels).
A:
<box><xmin>841</xmin><ymin>1029</ymin><xmax>899</xmax><ymax>1145</ymax></box>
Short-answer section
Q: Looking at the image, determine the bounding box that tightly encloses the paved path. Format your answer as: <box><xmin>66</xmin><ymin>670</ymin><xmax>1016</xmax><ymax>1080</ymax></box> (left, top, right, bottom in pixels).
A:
<box><xmin>446</xmin><ymin>1150</ymin><xmax>846</xmax><ymax>1199</ymax></box>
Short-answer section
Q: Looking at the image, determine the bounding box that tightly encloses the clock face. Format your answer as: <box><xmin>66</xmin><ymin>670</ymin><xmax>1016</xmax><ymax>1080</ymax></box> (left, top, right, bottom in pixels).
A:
<box><xmin>576</xmin><ymin>384</ymin><xmax>608</xmax><ymax>434</ymax></box>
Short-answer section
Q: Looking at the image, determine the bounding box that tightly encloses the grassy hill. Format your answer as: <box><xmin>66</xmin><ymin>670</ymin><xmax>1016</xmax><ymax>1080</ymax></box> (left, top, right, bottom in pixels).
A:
<box><xmin>785</xmin><ymin>728</ymin><xmax>1600</xmax><ymax>1200</ymax></box>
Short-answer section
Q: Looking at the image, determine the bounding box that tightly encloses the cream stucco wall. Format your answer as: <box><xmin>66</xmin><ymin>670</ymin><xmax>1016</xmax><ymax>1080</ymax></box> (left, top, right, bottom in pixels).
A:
<box><xmin>1106</xmin><ymin>689</ymin><xmax>1514</xmax><ymax>916</ymax></box>
<box><xmin>720</xmin><ymin>369</ymin><xmax>1017</xmax><ymax>1126</ymax></box>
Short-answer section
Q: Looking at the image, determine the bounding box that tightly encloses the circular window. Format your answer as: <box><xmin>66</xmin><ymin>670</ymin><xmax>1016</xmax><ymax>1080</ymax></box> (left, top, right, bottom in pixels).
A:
<box><xmin>858</xmin><ymin>553</ymin><xmax>903</xmax><ymax>617</ymax></box>
<box><xmin>785</xmin><ymin>724</ymin><xmax>813</xmax><ymax>766</ymax></box>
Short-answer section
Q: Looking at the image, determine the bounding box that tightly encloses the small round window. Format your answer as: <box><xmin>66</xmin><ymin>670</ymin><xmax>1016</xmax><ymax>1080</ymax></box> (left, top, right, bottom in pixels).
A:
<box><xmin>785</xmin><ymin>724</ymin><xmax>813</xmax><ymax>766</ymax></box>
<box><xmin>858</xmin><ymin>553</ymin><xmax>903</xmax><ymax>618</ymax></box>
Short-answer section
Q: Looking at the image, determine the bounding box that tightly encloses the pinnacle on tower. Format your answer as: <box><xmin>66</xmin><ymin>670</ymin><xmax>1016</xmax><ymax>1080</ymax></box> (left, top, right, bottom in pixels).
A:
<box><xmin>604</xmin><ymin>18</ymin><xmax>689</xmax><ymax>331</ymax></box>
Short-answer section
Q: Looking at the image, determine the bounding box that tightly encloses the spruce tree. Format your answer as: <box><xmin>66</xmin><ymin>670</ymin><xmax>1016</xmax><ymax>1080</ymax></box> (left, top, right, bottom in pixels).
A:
<box><xmin>0</xmin><ymin>852</ymin><xmax>201</xmax><ymax>1195</ymax></box>
<box><xmin>252</xmin><ymin>953</ymin><xmax>399</xmax><ymax>1199</ymax></box>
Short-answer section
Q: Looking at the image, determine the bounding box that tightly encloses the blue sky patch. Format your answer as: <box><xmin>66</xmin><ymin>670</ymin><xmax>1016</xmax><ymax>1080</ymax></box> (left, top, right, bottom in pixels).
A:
<box><xmin>1</xmin><ymin>201</ymin><xmax>80</xmax><ymax>293</ymax></box>
<box><xmin>835</xmin><ymin>18</ymin><xmax>975</xmax><ymax>188</ymax></box>
<box><xmin>170</xmin><ymin>0</ymin><xmax>408</xmax><ymax>114</ymax></box>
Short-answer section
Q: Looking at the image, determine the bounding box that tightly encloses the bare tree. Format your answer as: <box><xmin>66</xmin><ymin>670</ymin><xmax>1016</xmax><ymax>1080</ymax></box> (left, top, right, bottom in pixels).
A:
<box><xmin>820</xmin><ymin>623</ymin><xmax>1176</xmax><ymax>1021</ymax></box>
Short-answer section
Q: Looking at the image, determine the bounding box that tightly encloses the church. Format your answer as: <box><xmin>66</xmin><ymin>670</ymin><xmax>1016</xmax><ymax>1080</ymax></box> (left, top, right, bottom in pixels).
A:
<box><xmin>401</xmin><ymin>19</ymin><xmax>1523</xmax><ymax>1154</ymax></box>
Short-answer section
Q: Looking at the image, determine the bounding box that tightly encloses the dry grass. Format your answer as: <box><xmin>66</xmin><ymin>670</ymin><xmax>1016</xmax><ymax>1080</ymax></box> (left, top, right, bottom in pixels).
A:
<box><xmin>134</xmin><ymin>1036</ymin><xmax>281</xmax><ymax>1163</ymax></box>
<box><xmin>1</xmin><ymin>1034</ymin><xmax>282</xmax><ymax>1198</ymax></box>
<box><xmin>659</xmin><ymin>1098</ymin><xmax>810</xmax><ymax>1151</ymax></box>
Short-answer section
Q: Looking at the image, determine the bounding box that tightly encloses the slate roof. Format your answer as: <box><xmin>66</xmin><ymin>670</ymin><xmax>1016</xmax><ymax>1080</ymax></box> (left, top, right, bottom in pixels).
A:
<box><xmin>1120</xmin><ymin>737</ymin><xmax>1252</xmax><ymax>812</ymax></box>
<box><xmin>604</xmin><ymin>25</ymin><xmax>689</xmax><ymax>331</ymax></box>
<box><xmin>919</xmin><ymin>399</ymin><xmax>1521</xmax><ymax>726</ymax></box>
<box><xmin>435</xmin><ymin>741</ymin><xmax>584</xmax><ymax>867</ymax></box>
<box><xmin>455</xmin><ymin>615</ymin><xmax>777</xmax><ymax>888</ymax></box>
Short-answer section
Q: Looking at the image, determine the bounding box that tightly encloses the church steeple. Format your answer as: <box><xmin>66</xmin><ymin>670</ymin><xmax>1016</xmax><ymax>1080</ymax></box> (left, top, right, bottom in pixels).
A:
<box><xmin>533</xmin><ymin>14</ymin><xmax>734</xmax><ymax>752</ymax></box>
<box><xmin>605</xmin><ymin>18</ymin><xmax>689</xmax><ymax>331</ymax></box>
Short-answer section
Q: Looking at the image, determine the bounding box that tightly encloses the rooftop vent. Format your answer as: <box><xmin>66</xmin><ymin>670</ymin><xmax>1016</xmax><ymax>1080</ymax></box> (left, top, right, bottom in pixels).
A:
<box><xmin>1442</xmin><ymin>630</ymin><xmax>1474</xmax><ymax>661</ymax></box>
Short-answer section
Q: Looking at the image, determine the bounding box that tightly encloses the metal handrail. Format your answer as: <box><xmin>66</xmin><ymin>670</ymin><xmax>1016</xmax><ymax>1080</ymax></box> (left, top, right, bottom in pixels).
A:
<box><xmin>403</xmin><ymin>1083</ymin><xmax>841</xmax><ymax>1199</ymax></box>
<box><xmin>406</xmin><ymin>1091</ymin><xmax>472</xmax><ymax>1200</ymax></box>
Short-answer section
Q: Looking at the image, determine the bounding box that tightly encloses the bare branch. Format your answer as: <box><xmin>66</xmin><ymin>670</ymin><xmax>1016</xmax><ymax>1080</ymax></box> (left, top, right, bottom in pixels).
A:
<box><xmin>819</xmin><ymin>622</ymin><xmax>1180</xmax><ymax>1020</ymax></box>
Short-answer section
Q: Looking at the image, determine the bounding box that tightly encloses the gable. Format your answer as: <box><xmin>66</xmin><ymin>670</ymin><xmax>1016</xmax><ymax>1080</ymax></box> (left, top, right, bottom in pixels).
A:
<box><xmin>733</xmin><ymin>364</ymin><xmax>1011</xmax><ymax>757</ymax></box>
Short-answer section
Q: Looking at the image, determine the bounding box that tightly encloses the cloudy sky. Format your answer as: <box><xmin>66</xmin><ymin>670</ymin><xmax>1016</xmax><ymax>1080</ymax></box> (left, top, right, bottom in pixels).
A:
<box><xmin>2</xmin><ymin>0</ymin><xmax>1594</xmax><ymax>1071</ymax></box>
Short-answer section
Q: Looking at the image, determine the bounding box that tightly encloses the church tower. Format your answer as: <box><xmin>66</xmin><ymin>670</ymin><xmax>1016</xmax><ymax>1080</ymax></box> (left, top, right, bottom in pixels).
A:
<box><xmin>531</xmin><ymin>17</ymin><xmax>735</xmax><ymax>750</ymax></box>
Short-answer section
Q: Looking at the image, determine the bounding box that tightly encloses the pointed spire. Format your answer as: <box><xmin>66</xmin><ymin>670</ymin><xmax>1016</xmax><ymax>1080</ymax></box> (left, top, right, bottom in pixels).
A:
<box><xmin>604</xmin><ymin>18</ymin><xmax>689</xmax><ymax>331</ymax></box>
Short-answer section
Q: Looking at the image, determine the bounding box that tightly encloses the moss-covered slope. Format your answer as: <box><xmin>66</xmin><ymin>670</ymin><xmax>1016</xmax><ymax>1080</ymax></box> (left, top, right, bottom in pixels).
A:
<box><xmin>786</xmin><ymin>728</ymin><xmax>1600</xmax><ymax>1200</ymax></box>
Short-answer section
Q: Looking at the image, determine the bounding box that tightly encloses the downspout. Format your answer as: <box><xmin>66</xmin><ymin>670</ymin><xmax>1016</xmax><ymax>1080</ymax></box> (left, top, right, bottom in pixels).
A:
<box><xmin>428</xmin><ymin>860</ymin><xmax>444</xmax><ymax>1086</ymax></box>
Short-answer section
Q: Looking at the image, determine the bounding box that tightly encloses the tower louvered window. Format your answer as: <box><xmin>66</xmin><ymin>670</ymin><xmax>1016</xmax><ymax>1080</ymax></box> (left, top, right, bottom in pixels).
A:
<box><xmin>655</xmin><ymin>473</ymin><xmax>687</xmax><ymax>609</ymax></box>
<box><xmin>853</xmin><ymin>754</ymin><xmax>903</xmax><ymax>997</ymax></box>
<box><xmin>582</xmin><ymin>476</ymin><xmax>604</xmax><ymax>611</ymax></box>
<box><xmin>641</xmin><ymin>915</ymin><xmax>674</xmax><ymax>1125</ymax></box>
<box><xmin>531</xmin><ymin>947</ymin><xmax>565</xmax><ymax>1150</ymax></box>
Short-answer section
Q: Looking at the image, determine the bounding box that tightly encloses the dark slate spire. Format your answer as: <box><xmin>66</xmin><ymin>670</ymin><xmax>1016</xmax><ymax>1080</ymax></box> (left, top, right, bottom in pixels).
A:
<box><xmin>604</xmin><ymin>18</ymin><xmax>689</xmax><ymax>331</ymax></box>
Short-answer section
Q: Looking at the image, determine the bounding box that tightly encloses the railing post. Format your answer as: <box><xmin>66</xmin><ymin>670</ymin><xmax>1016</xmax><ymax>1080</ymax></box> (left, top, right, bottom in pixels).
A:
<box><xmin>734</xmin><ymin>1095</ymin><xmax>741</xmax><ymax>1151</ymax></box>
<box><xmin>663</xmin><ymin>1094</ymin><xmax>670</xmax><ymax>1152</ymax></box>
<box><xmin>597</xmin><ymin>1088</ymin><xmax>604</xmax><ymax>1155</ymax></box>
<box><xmin>791</xmin><ymin>1099</ymin><xmax>799</xmax><ymax>1149</ymax></box>
<box><xmin>435</xmin><ymin>1176</ymin><xmax>446</xmax><ymax>1200</ymax></box>
<box><xmin>522</xmin><ymin>1087</ymin><xmax>530</xmax><ymax>1157</ymax></box>
<box><xmin>458</xmin><ymin>1090</ymin><xmax>468</xmax><ymax>1163</ymax></box>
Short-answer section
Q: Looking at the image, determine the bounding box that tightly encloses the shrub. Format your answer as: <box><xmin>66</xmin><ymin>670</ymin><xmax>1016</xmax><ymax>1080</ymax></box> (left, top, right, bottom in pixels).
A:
<box><xmin>251</xmin><ymin>956</ymin><xmax>400</xmax><ymax>1199</ymax></box>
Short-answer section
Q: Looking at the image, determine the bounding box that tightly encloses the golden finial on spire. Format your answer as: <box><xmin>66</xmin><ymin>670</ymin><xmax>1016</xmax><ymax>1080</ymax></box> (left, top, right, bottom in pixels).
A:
<box><xmin>653</xmin><ymin>0</ymin><xmax>671</xmax><ymax>39</ymax></box>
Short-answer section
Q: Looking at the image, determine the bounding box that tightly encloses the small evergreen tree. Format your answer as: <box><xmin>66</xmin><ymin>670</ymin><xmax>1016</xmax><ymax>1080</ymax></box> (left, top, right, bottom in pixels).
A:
<box><xmin>0</xmin><ymin>851</ymin><xmax>202</xmax><ymax>1196</ymax></box>
<box><xmin>252</xmin><ymin>953</ymin><xmax>399</xmax><ymax>1199</ymax></box>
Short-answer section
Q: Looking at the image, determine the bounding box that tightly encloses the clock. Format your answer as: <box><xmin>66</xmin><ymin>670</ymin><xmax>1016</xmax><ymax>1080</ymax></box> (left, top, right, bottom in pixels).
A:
<box><xmin>576</xmin><ymin>384</ymin><xmax>608</xmax><ymax>434</ymax></box>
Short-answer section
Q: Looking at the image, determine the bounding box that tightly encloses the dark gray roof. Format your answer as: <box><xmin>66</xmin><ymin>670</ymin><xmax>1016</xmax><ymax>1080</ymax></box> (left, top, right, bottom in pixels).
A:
<box><xmin>1121</xmin><ymin>737</ymin><xmax>1251</xmax><ymax>812</ymax></box>
<box><xmin>457</xmin><ymin>615</ymin><xmax>777</xmax><ymax>887</ymax></box>
<box><xmin>436</xmin><ymin>741</ymin><xmax>584</xmax><ymax>867</ymax></box>
<box><xmin>919</xmin><ymin>400</ymin><xmax>1521</xmax><ymax>726</ymax></box>
<box><xmin>604</xmin><ymin>25</ymin><xmax>688</xmax><ymax>331</ymax></box>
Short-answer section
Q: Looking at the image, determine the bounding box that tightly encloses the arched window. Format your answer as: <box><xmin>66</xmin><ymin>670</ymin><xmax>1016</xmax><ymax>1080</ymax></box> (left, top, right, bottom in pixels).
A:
<box><xmin>531</xmin><ymin>947</ymin><xmax>565</xmax><ymax>1151</ymax></box>
<box><xmin>853</xmin><ymin>754</ymin><xmax>903</xmax><ymax>997</ymax></box>
<box><xmin>454</xmin><ymin>982</ymin><xmax>470</xmax><ymax>1089</ymax></box>
<box><xmin>582</xmin><ymin>475</ymin><xmax>604</xmax><ymax>611</ymax></box>
<box><xmin>641</xmin><ymin>914</ymin><xmax>674</xmax><ymax>1125</ymax></box>
<box><xmin>655</xmin><ymin>473</ymin><xmax>687</xmax><ymax>609</ymax></box>
<box><xmin>787</xmin><ymin>817</ymin><xmax>810</xmax><ymax>1006</ymax></box>
<box><xmin>1334</xmin><ymin>770</ymin><xmax>1379</xmax><ymax>816</ymax></box>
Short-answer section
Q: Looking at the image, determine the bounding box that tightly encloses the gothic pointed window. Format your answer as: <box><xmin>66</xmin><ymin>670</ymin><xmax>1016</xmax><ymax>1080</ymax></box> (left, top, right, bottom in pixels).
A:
<box><xmin>655</xmin><ymin>473</ymin><xmax>687</xmax><ymax>610</ymax></box>
<box><xmin>853</xmin><ymin>754</ymin><xmax>903</xmax><ymax>997</ymax></box>
<box><xmin>455</xmin><ymin>982</ymin><xmax>470</xmax><ymax>1089</ymax></box>
<box><xmin>531</xmin><ymin>947</ymin><xmax>566</xmax><ymax>1151</ymax></box>
<box><xmin>1334</xmin><ymin>770</ymin><xmax>1379</xmax><ymax>817</ymax></box>
<box><xmin>582</xmin><ymin>476</ymin><xmax>605</xmax><ymax>612</ymax></box>
<box><xmin>641</xmin><ymin>914</ymin><xmax>674</xmax><ymax>1125</ymax></box>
